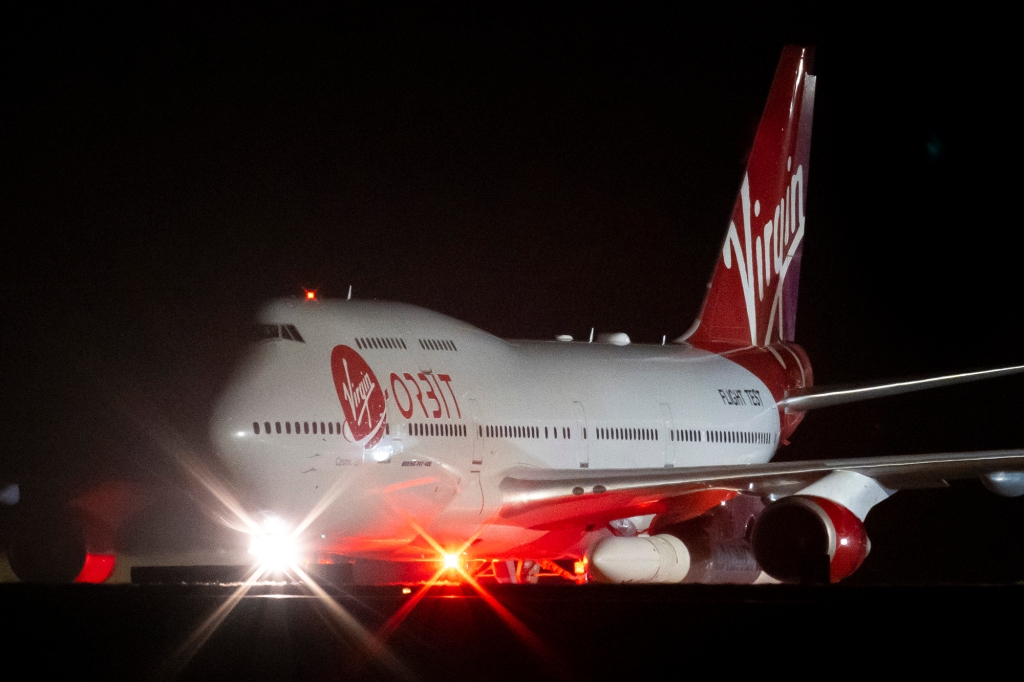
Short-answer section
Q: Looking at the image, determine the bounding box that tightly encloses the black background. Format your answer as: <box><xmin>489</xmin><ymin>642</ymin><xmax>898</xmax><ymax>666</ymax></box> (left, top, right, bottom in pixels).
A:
<box><xmin>2</xmin><ymin>6</ymin><xmax>1022</xmax><ymax>581</ymax></box>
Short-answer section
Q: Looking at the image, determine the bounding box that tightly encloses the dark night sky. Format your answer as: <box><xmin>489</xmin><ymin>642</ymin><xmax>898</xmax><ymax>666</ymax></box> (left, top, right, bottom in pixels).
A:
<box><xmin>2</xmin><ymin>7</ymin><xmax>1022</xmax><ymax>580</ymax></box>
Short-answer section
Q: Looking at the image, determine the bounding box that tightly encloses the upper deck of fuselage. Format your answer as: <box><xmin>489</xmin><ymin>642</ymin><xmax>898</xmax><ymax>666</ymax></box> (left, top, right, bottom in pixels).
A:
<box><xmin>256</xmin><ymin>297</ymin><xmax>507</xmax><ymax>348</ymax></box>
<box><xmin>254</xmin><ymin>297</ymin><xmax>719</xmax><ymax>368</ymax></box>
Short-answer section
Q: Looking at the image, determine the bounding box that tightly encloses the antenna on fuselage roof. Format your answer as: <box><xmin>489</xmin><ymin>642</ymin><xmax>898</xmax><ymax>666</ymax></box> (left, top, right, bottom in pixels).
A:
<box><xmin>346</xmin><ymin>285</ymin><xmax>352</xmax><ymax>301</ymax></box>
<box><xmin>588</xmin><ymin>328</ymin><xmax>594</xmax><ymax>343</ymax></box>
<box><xmin>662</xmin><ymin>335</ymin><xmax>666</xmax><ymax>345</ymax></box>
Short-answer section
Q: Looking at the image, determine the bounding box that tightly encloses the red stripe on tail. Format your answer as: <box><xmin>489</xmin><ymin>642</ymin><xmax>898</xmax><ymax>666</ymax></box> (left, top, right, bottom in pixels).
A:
<box><xmin>684</xmin><ymin>47</ymin><xmax>815</xmax><ymax>352</ymax></box>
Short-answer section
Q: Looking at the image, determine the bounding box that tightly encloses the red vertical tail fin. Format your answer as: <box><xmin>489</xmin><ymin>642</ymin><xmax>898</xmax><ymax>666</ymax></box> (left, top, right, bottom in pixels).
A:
<box><xmin>683</xmin><ymin>46</ymin><xmax>815</xmax><ymax>352</ymax></box>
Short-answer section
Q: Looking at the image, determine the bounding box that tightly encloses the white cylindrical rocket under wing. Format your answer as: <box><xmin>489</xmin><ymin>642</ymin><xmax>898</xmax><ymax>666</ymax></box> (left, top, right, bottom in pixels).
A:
<box><xmin>587</xmin><ymin>534</ymin><xmax>690</xmax><ymax>584</ymax></box>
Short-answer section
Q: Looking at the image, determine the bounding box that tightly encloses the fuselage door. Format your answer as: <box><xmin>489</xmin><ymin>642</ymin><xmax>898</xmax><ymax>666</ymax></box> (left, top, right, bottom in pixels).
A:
<box><xmin>468</xmin><ymin>398</ymin><xmax>484</xmax><ymax>471</ymax></box>
<box><xmin>660</xmin><ymin>402</ymin><xmax>675</xmax><ymax>467</ymax></box>
<box><xmin>573</xmin><ymin>400</ymin><xmax>589</xmax><ymax>468</ymax></box>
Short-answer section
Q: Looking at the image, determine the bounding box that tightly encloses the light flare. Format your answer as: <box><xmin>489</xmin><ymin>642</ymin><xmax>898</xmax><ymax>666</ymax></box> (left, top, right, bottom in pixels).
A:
<box><xmin>447</xmin><ymin>560</ymin><xmax>571</xmax><ymax>677</ymax></box>
<box><xmin>290</xmin><ymin>467</ymin><xmax>356</xmax><ymax>538</ymax></box>
<box><xmin>155</xmin><ymin>564</ymin><xmax>269</xmax><ymax>678</ymax></box>
<box><xmin>163</xmin><ymin>451</ymin><xmax>406</xmax><ymax>677</ymax></box>
<box><xmin>290</xmin><ymin>564</ymin><xmax>413</xmax><ymax>680</ymax></box>
<box><xmin>120</xmin><ymin>395</ymin><xmax>409</xmax><ymax>677</ymax></box>
<box><xmin>376</xmin><ymin>518</ymin><xmax>486</xmax><ymax>640</ymax></box>
<box><xmin>248</xmin><ymin>523</ymin><xmax>301</xmax><ymax>572</ymax></box>
<box><xmin>374</xmin><ymin>518</ymin><xmax>565</xmax><ymax>676</ymax></box>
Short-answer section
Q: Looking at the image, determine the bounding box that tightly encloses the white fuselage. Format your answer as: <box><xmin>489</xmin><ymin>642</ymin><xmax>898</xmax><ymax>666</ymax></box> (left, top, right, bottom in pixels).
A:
<box><xmin>211</xmin><ymin>298</ymin><xmax>781</xmax><ymax>560</ymax></box>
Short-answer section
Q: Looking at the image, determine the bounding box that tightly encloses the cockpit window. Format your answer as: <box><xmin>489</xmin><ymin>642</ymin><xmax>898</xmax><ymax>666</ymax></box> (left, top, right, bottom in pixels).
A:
<box><xmin>253</xmin><ymin>324</ymin><xmax>305</xmax><ymax>343</ymax></box>
<box><xmin>254</xmin><ymin>324</ymin><xmax>280</xmax><ymax>341</ymax></box>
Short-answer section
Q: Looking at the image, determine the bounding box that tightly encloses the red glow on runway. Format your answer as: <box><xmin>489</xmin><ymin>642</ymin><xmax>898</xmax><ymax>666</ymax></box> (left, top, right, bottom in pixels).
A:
<box><xmin>377</xmin><ymin>564</ymin><xmax>451</xmax><ymax>641</ymax></box>
<box><xmin>449</xmin><ymin>565</ymin><xmax>570</xmax><ymax>676</ymax></box>
<box><xmin>376</xmin><ymin>519</ymin><xmax>476</xmax><ymax>639</ymax></box>
<box><xmin>455</xmin><ymin>569</ymin><xmax>543</xmax><ymax>648</ymax></box>
<box><xmin>370</xmin><ymin>519</ymin><xmax>567</xmax><ymax>674</ymax></box>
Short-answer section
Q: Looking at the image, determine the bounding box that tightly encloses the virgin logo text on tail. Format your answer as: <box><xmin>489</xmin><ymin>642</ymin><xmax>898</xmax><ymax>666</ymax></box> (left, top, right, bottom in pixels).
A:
<box><xmin>723</xmin><ymin>159</ymin><xmax>806</xmax><ymax>345</ymax></box>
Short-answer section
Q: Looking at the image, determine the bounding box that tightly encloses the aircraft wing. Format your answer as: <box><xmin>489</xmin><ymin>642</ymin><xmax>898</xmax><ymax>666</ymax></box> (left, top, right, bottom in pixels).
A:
<box><xmin>496</xmin><ymin>450</ymin><xmax>1024</xmax><ymax>530</ymax></box>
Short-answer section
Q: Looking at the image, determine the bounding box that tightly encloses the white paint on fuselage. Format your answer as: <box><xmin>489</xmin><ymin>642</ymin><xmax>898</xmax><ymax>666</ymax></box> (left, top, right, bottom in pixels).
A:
<box><xmin>210</xmin><ymin>298</ymin><xmax>781</xmax><ymax>559</ymax></box>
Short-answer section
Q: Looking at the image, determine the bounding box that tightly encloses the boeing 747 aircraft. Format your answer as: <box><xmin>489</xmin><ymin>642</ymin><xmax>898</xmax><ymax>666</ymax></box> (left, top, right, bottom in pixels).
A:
<box><xmin>8</xmin><ymin>46</ymin><xmax>1023</xmax><ymax>585</ymax></box>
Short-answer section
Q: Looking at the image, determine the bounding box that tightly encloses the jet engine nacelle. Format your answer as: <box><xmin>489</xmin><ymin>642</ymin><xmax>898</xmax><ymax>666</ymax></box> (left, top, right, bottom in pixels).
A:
<box><xmin>981</xmin><ymin>471</ymin><xmax>1024</xmax><ymax>497</ymax></box>
<box><xmin>7</xmin><ymin>507</ymin><xmax>87</xmax><ymax>583</ymax></box>
<box><xmin>750</xmin><ymin>495</ymin><xmax>868</xmax><ymax>583</ymax></box>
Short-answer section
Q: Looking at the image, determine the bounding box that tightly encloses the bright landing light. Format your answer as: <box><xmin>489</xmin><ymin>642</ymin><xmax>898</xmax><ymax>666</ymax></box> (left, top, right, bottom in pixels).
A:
<box><xmin>442</xmin><ymin>553</ymin><xmax>461</xmax><ymax>570</ymax></box>
<box><xmin>249</xmin><ymin>534</ymin><xmax>300</xmax><ymax>569</ymax></box>
<box><xmin>248</xmin><ymin>515</ymin><xmax>300</xmax><ymax>571</ymax></box>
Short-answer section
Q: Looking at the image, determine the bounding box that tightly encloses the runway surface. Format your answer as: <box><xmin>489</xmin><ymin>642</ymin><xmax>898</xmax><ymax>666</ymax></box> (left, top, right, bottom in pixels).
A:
<box><xmin>3</xmin><ymin>579</ymin><xmax>1020</xmax><ymax>680</ymax></box>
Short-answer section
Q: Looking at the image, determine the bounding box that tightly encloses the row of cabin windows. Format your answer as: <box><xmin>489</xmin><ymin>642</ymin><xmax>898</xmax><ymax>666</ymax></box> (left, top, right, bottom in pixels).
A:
<box><xmin>253</xmin><ymin>420</ymin><xmax>391</xmax><ymax>437</ymax></box>
<box><xmin>410</xmin><ymin>422</ymin><xmax>467</xmax><ymax>437</ymax></box>
<box><xmin>355</xmin><ymin>337</ymin><xmax>407</xmax><ymax>350</ymax></box>
<box><xmin>474</xmin><ymin>425</ymin><xmax>771</xmax><ymax>445</ymax></box>
<box><xmin>255</xmin><ymin>420</ymin><xmax>340</xmax><ymax>436</ymax></box>
<box><xmin>705</xmin><ymin>430</ymin><xmax>774</xmax><ymax>445</ymax></box>
<box><xmin>597</xmin><ymin>427</ymin><xmax>658</xmax><ymax>441</ymax></box>
<box><xmin>485</xmin><ymin>425</ymin><xmax>559</xmax><ymax>439</ymax></box>
<box><xmin>254</xmin><ymin>324</ymin><xmax>305</xmax><ymax>343</ymax></box>
<box><xmin>419</xmin><ymin>338</ymin><xmax>457</xmax><ymax>351</ymax></box>
<box><xmin>253</xmin><ymin>420</ymin><xmax>774</xmax><ymax>446</ymax></box>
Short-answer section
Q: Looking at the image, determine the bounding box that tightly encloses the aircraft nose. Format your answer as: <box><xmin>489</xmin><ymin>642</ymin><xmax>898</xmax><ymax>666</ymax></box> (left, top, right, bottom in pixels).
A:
<box><xmin>210</xmin><ymin>381</ymin><xmax>254</xmax><ymax>461</ymax></box>
<box><xmin>209</xmin><ymin>349</ymin><xmax>270</xmax><ymax>465</ymax></box>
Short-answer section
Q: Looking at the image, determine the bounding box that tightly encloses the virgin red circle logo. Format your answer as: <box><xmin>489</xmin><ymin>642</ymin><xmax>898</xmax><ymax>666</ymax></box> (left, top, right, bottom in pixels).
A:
<box><xmin>330</xmin><ymin>345</ymin><xmax>387</xmax><ymax>449</ymax></box>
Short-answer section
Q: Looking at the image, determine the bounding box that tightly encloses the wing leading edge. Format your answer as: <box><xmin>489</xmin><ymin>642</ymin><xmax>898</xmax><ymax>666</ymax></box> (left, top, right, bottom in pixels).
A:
<box><xmin>496</xmin><ymin>450</ymin><xmax>1024</xmax><ymax>530</ymax></box>
<box><xmin>780</xmin><ymin>365</ymin><xmax>1024</xmax><ymax>412</ymax></box>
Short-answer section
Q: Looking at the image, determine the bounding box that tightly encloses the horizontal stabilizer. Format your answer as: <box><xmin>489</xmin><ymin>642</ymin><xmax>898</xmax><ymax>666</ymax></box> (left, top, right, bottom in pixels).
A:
<box><xmin>778</xmin><ymin>364</ymin><xmax>1024</xmax><ymax>412</ymax></box>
